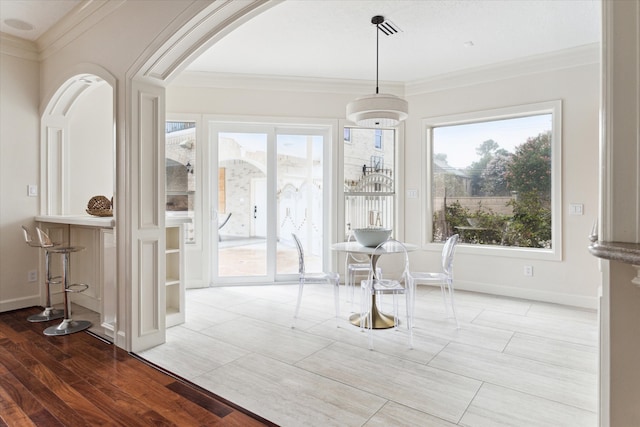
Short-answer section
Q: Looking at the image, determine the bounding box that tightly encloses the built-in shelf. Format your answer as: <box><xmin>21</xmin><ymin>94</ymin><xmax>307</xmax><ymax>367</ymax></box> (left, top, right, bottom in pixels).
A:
<box><xmin>165</xmin><ymin>225</ymin><xmax>185</xmax><ymax>327</ymax></box>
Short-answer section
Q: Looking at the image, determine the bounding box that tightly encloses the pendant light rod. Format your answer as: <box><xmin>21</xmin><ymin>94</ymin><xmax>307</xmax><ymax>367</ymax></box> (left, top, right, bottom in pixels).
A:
<box><xmin>372</xmin><ymin>15</ymin><xmax>384</xmax><ymax>95</ymax></box>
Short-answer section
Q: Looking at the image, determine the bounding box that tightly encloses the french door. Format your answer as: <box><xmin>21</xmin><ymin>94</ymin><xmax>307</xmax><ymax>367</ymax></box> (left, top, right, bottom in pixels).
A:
<box><xmin>210</xmin><ymin>123</ymin><xmax>329</xmax><ymax>284</ymax></box>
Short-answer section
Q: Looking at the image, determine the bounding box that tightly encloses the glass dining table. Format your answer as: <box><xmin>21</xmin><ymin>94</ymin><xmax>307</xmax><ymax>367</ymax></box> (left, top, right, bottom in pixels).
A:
<box><xmin>331</xmin><ymin>240</ymin><xmax>418</xmax><ymax>329</ymax></box>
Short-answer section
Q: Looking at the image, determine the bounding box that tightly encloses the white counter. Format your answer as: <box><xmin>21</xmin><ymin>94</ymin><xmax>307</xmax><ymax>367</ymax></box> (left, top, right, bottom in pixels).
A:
<box><xmin>35</xmin><ymin>214</ymin><xmax>115</xmax><ymax>228</ymax></box>
<box><xmin>36</xmin><ymin>214</ymin><xmax>192</xmax><ymax>228</ymax></box>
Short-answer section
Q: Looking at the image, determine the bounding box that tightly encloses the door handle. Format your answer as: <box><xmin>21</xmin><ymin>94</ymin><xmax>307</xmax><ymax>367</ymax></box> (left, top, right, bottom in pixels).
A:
<box><xmin>254</xmin><ymin>205</ymin><xmax>257</xmax><ymax>219</ymax></box>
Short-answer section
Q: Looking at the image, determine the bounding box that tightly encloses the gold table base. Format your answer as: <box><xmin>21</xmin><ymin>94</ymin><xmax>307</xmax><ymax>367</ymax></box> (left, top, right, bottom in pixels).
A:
<box><xmin>349</xmin><ymin>296</ymin><xmax>397</xmax><ymax>329</ymax></box>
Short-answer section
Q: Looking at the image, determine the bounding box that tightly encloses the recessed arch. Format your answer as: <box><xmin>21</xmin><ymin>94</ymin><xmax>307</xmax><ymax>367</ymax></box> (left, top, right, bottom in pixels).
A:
<box><xmin>41</xmin><ymin>63</ymin><xmax>117</xmax><ymax>117</ymax></box>
<box><xmin>40</xmin><ymin>64</ymin><xmax>116</xmax><ymax>216</ymax></box>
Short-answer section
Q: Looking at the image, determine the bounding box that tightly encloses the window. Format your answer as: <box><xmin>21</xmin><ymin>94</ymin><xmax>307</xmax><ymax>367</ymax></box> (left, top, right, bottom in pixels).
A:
<box><xmin>374</xmin><ymin>129</ymin><xmax>383</xmax><ymax>149</ymax></box>
<box><xmin>344</xmin><ymin>127</ymin><xmax>395</xmax><ymax>234</ymax></box>
<box><xmin>426</xmin><ymin>101</ymin><xmax>561</xmax><ymax>257</ymax></box>
<box><xmin>165</xmin><ymin>120</ymin><xmax>196</xmax><ymax>244</ymax></box>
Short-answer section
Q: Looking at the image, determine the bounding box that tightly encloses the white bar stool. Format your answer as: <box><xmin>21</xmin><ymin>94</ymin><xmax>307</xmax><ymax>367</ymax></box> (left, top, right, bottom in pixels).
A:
<box><xmin>21</xmin><ymin>226</ymin><xmax>64</xmax><ymax>322</ymax></box>
<box><xmin>35</xmin><ymin>227</ymin><xmax>92</xmax><ymax>336</ymax></box>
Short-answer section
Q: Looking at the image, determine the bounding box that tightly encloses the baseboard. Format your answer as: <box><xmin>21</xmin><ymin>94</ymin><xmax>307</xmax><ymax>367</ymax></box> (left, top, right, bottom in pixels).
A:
<box><xmin>447</xmin><ymin>279</ymin><xmax>598</xmax><ymax>309</ymax></box>
<box><xmin>186</xmin><ymin>279</ymin><xmax>209</xmax><ymax>289</ymax></box>
<box><xmin>0</xmin><ymin>295</ymin><xmax>41</xmax><ymax>312</ymax></box>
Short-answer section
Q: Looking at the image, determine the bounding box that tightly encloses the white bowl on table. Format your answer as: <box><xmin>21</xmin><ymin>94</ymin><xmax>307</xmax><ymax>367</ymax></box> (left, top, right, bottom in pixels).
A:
<box><xmin>353</xmin><ymin>228</ymin><xmax>392</xmax><ymax>247</ymax></box>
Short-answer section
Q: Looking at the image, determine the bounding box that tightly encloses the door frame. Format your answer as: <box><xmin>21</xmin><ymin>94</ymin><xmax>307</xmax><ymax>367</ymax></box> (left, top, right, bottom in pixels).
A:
<box><xmin>207</xmin><ymin>118</ymin><xmax>334</xmax><ymax>285</ymax></box>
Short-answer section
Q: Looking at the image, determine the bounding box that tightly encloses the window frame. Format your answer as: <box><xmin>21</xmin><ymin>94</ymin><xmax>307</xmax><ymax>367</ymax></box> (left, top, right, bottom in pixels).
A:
<box><xmin>423</xmin><ymin>100</ymin><xmax>562</xmax><ymax>261</ymax></box>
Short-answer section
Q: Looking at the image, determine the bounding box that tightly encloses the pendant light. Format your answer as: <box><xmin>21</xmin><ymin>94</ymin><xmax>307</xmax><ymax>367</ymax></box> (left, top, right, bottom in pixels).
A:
<box><xmin>346</xmin><ymin>15</ymin><xmax>408</xmax><ymax>128</ymax></box>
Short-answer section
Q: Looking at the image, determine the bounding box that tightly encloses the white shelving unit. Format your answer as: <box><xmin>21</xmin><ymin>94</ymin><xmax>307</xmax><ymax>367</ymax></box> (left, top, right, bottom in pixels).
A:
<box><xmin>165</xmin><ymin>224</ymin><xmax>185</xmax><ymax>327</ymax></box>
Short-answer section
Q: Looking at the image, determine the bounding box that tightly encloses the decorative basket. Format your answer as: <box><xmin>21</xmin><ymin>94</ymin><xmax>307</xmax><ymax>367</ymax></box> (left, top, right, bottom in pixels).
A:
<box><xmin>86</xmin><ymin>195</ymin><xmax>113</xmax><ymax>217</ymax></box>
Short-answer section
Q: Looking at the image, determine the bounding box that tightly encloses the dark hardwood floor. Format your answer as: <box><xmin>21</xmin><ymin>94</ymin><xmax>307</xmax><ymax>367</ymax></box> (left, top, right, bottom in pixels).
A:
<box><xmin>0</xmin><ymin>307</ymin><xmax>277</xmax><ymax>426</ymax></box>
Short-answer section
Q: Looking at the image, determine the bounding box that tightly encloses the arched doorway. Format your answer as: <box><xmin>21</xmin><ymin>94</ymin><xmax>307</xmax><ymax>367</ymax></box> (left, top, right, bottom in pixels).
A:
<box><xmin>125</xmin><ymin>1</ymin><xmax>279</xmax><ymax>351</ymax></box>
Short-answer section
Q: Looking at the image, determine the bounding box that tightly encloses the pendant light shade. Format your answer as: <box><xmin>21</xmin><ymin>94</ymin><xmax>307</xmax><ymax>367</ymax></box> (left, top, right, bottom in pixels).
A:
<box><xmin>346</xmin><ymin>93</ymin><xmax>408</xmax><ymax>128</ymax></box>
<box><xmin>347</xmin><ymin>15</ymin><xmax>408</xmax><ymax>128</ymax></box>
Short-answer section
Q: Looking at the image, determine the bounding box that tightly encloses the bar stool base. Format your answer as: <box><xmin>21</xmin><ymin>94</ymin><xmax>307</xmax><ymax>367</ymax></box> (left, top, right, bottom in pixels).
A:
<box><xmin>27</xmin><ymin>307</ymin><xmax>64</xmax><ymax>323</ymax></box>
<box><xmin>44</xmin><ymin>319</ymin><xmax>92</xmax><ymax>336</ymax></box>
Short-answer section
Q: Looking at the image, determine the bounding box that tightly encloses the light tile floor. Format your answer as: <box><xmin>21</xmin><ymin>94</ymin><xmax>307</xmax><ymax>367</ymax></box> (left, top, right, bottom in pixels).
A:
<box><xmin>138</xmin><ymin>284</ymin><xmax>598</xmax><ymax>427</ymax></box>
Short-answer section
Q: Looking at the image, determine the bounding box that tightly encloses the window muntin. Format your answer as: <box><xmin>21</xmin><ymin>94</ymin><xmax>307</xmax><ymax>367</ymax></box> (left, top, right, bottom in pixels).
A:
<box><xmin>427</xmin><ymin>102</ymin><xmax>560</xmax><ymax>256</ymax></box>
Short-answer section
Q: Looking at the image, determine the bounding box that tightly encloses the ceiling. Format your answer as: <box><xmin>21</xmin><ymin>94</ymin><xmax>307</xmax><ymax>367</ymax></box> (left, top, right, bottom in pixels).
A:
<box><xmin>0</xmin><ymin>0</ymin><xmax>80</xmax><ymax>40</ymax></box>
<box><xmin>0</xmin><ymin>0</ymin><xmax>601</xmax><ymax>84</ymax></box>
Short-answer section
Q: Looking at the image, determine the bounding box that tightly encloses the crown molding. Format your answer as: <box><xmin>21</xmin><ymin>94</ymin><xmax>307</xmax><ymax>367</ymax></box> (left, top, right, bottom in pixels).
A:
<box><xmin>0</xmin><ymin>32</ymin><xmax>38</xmax><ymax>61</ymax></box>
<box><xmin>37</xmin><ymin>0</ymin><xmax>125</xmax><ymax>61</ymax></box>
<box><xmin>172</xmin><ymin>44</ymin><xmax>599</xmax><ymax>96</ymax></box>
<box><xmin>406</xmin><ymin>43</ymin><xmax>600</xmax><ymax>96</ymax></box>
<box><xmin>171</xmin><ymin>71</ymin><xmax>406</xmax><ymax>95</ymax></box>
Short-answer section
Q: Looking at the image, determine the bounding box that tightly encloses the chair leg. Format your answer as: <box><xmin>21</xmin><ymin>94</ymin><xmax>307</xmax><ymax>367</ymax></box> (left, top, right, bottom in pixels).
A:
<box><xmin>447</xmin><ymin>279</ymin><xmax>459</xmax><ymax>329</ymax></box>
<box><xmin>27</xmin><ymin>250</ymin><xmax>64</xmax><ymax>322</ymax></box>
<box><xmin>333</xmin><ymin>278</ymin><xmax>340</xmax><ymax>328</ymax></box>
<box><xmin>406</xmin><ymin>287</ymin><xmax>414</xmax><ymax>349</ymax></box>
<box><xmin>359</xmin><ymin>283</ymin><xmax>365</xmax><ymax>329</ymax></box>
<box><xmin>368</xmin><ymin>294</ymin><xmax>374</xmax><ymax>350</ymax></box>
<box><xmin>440</xmin><ymin>283</ymin><xmax>450</xmax><ymax>317</ymax></box>
<box><xmin>291</xmin><ymin>279</ymin><xmax>304</xmax><ymax>329</ymax></box>
<box><xmin>392</xmin><ymin>294</ymin><xmax>399</xmax><ymax>330</ymax></box>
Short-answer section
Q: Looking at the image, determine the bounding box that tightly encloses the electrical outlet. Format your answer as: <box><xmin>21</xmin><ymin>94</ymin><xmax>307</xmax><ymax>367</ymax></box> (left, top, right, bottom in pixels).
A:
<box><xmin>523</xmin><ymin>265</ymin><xmax>533</xmax><ymax>277</ymax></box>
<box><xmin>28</xmin><ymin>269</ymin><xmax>38</xmax><ymax>282</ymax></box>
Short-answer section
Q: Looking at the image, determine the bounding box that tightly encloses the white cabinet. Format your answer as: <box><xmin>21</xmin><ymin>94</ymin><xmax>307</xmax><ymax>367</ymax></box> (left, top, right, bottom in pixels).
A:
<box><xmin>165</xmin><ymin>224</ymin><xmax>185</xmax><ymax>327</ymax></box>
<box><xmin>69</xmin><ymin>226</ymin><xmax>102</xmax><ymax>313</ymax></box>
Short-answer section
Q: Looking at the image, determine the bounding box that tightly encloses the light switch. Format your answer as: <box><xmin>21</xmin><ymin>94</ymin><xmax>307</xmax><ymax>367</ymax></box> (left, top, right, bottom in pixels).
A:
<box><xmin>569</xmin><ymin>203</ymin><xmax>583</xmax><ymax>215</ymax></box>
<box><xmin>406</xmin><ymin>189</ymin><xmax>418</xmax><ymax>199</ymax></box>
<box><xmin>27</xmin><ymin>185</ymin><xmax>38</xmax><ymax>197</ymax></box>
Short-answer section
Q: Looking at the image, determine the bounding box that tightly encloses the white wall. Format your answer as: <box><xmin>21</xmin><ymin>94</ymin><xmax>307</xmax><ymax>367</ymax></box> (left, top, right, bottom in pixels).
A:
<box><xmin>68</xmin><ymin>82</ymin><xmax>114</xmax><ymax>214</ymax></box>
<box><xmin>406</xmin><ymin>63</ymin><xmax>601</xmax><ymax>308</ymax></box>
<box><xmin>0</xmin><ymin>38</ymin><xmax>42</xmax><ymax>310</ymax></box>
<box><xmin>168</xmin><ymin>58</ymin><xmax>600</xmax><ymax>307</ymax></box>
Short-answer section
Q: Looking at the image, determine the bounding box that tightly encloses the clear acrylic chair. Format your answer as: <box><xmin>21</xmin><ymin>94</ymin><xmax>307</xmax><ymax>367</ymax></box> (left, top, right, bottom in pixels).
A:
<box><xmin>360</xmin><ymin>239</ymin><xmax>414</xmax><ymax>350</ymax></box>
<box><xmin>410</xmin><ymin>233</ymin><xmax>460</xmax><ymax>328</ymax></box>
<box><xmin>21</xmin><ymin>225</ymin><xmax>64</xmax><ymax>322</ymax></box>
<box><xmin>291</xmin><ymin>233</ymin><xmax>340</xmax><ymax>328</ymax></box>
<box><xmin>344</xmin><ymin>230</ymin><xmax>381</xmax><ymax>310</ymax></box>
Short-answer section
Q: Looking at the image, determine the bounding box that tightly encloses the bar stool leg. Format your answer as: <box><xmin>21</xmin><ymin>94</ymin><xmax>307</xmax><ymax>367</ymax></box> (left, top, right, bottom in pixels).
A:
<box><xmin>27</xmin><ymin>250</ymin><xmax>64</xmax><ymax>322</ymax></box>
<box><xmin>44</xmin><ymin>252</ymin><xmax>92</xmax><ymax>336</ymax></box>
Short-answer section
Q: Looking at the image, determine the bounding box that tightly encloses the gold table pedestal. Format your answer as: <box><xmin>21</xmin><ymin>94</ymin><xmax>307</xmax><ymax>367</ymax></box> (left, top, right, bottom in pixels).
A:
<box><xmin>349</xmin><ymin>295</ymin><xmax>397</xmax><ymax>329</ymax></box>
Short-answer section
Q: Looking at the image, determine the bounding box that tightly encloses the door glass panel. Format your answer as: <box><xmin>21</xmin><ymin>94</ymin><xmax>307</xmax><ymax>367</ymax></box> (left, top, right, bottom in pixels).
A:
<box><xmin>165</xmin><ymin>121</ymin><xmax>196</xmax><ymax>245</ymax></box>
<box><xmin>217</xmin><ymin>132</ymin><xmax>267</xmax><ymax>277</ymax></box>
<box><xmin>276</xmin><ymin>133</ymin><xmax>324</xmax><ymax>275</ymax></box>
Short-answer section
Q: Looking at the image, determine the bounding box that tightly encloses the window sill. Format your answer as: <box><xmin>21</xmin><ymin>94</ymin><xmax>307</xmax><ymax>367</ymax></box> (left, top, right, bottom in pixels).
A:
<box><xmin>424</xmin><ymin>241</ymin><xmax>561</xmax><ymax>261</ymax></box>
